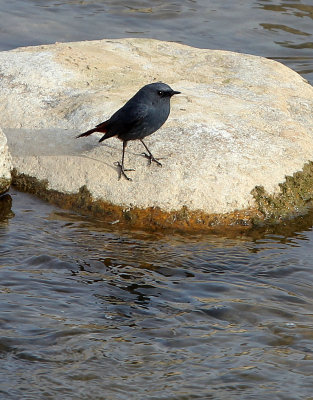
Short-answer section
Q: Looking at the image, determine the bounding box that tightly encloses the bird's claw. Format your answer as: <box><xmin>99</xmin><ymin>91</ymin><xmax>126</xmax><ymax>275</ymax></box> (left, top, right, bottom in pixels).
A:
<box><xmin>141</xmin><ymin>152</ymin><xmax>162</xmax><ymax>167</ymax></box>
<box><xmin>114</xmin><ymin>162</ymin><xmax>135</xmax><ymax>181</ymax></box>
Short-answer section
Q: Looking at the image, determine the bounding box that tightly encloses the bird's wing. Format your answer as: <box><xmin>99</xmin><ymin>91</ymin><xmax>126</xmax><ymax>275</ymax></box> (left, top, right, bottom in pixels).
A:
<box><xmin>106</xmin><ymin>102</ymin><xmax>150</xmax><ymax>136</ymax></box>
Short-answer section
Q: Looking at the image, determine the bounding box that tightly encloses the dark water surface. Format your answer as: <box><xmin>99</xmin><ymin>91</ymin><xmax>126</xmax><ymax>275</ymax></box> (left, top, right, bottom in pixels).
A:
<box><xmin>0</xmin><ymin>190</ymin><xmax>313</xmax><ymax>399</ymax></box>
<box><xmin>1</xmin><ymin>1</ymin><xmax>313</xmax><ymax>399</ymax></box>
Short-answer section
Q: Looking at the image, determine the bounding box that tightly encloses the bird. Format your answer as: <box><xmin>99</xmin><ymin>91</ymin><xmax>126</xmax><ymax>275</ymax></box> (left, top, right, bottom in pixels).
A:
<box><xmin>76</xmin><ymin>82</ymin><xmax>180</xmax><ymax>181</ymax></box>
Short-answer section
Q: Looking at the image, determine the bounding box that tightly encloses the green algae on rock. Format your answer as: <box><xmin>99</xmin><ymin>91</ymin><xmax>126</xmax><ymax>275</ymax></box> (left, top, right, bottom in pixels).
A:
<box><xmin>12</xmin><ymin>169</ymin><xmax>262</xmax><ymax>233</ymax></box>
<box><xmin>0</xmin><ymin>177</ymin><xmax>11</xmax><ymax>194</ymax></box>
<box><xmin>252</xmin><ymin>161</ymin><xmax>313</xmax><ymax>223</ymax></box>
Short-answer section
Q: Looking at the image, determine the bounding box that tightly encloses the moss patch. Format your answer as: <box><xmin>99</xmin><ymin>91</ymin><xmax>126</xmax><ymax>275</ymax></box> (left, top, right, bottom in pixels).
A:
<box><xmin>251</xmin><ymin>161</ymin><xmax>313</xmax><ymax>223</ymax></box>
<box><xmin>12</xmin><ymin>168</ymin><xmax>263</xmax><ymax>233</ymax></box>
<box><xmin>13</xmin><ymin>162</ymin><xmax>313</xmax><ymax>232</ymax></box>
<box><xmin>0</xmin><ymin>176</ymin><xmax>11</xmax><ymax>195</ymax></box>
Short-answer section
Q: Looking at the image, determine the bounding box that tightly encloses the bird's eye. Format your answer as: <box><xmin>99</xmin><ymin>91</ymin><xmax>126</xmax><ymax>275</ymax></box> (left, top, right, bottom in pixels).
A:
<box><xmin>158</xmin><ymin>90</ymin><xmax>163</xmax><ymax>96</ymax></box>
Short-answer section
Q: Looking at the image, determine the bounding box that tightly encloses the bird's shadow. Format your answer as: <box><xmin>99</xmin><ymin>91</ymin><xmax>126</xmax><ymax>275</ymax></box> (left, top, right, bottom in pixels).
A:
<box><xmin>5</xmin><ymin>128</ymin><xmax>170</xmax><ymax>177</ymax></box>
<box><xmin>82</xmin><ymin>145</ymin><xmax>169</xmax><ymax>179</ymax></box>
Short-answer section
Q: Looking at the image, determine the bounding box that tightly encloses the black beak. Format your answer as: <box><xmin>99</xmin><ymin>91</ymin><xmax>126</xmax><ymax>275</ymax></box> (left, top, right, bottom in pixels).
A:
<box><xmin>170</xmin><ymin>90</ymin><xmax>181</xmax><ymax>96</ymax></box>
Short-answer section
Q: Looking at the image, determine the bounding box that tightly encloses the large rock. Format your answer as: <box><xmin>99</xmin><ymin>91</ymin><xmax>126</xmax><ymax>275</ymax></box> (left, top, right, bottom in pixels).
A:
<box><xmin>0</xmin><ymin>128</ymin><xmax>12</xmax><ymax>195</ymax></box>
<box><xmin>1</xmin><ymin>38</ymin><xmax>313</xmax><ymax>229</ymax></box>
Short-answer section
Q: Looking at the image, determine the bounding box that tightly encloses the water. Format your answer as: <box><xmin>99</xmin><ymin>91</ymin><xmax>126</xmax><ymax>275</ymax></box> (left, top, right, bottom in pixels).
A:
<box><xmin>1</xmin><ymin>190</ymin><xmax>313</xmax><ymax>399</ymax></box>
<box><xmin>0</xmin><ymin>0</ymin><xmax>313</xmax><ymax>83</ymax></box>
<box><xmin>1</xmin><ymin>1</ymin><xmax>313</xmax><ymax>398</ymax></box>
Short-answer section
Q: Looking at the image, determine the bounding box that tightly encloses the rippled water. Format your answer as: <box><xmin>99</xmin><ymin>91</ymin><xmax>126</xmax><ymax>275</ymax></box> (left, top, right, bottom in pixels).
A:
<box><xmin>0</xmin><ymin>0</ymin><xmax>313</xmax><ymax>83</ymax></box>
<box><xmin>1</xmin><ymin>1</ymin><xmax>313</xmax><ymax>399</ymax></box>
<box><xmin>0</xmin><ymin>190</ymin><xmax>312</xmax><ymax>399</ymax></box>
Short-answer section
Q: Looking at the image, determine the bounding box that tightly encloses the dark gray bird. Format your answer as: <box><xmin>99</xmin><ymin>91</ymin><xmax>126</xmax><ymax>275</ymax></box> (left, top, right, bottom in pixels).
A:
<box><xmin>76</xmin><ymin>82</ymin><xmax>180</xmax><ymax>180</ymax></box>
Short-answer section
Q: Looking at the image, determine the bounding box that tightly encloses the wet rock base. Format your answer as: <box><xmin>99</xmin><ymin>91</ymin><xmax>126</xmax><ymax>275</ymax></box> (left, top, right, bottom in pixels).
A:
<box><xmin>12</xmin><ymin>169</ymin><xmax>262</xmax><ymax>233</ymax></box>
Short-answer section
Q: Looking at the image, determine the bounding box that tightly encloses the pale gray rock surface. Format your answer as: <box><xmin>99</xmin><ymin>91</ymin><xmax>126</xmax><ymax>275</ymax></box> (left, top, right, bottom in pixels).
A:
<box><xmin>0</xmin><ymin>128</ymin><xmax>12</xmax><ymax>194</ymax></box>
<box><xmin>1</xmin><ymin>38</ymin><xmax>313</xmax><ymax>216</ymax></box>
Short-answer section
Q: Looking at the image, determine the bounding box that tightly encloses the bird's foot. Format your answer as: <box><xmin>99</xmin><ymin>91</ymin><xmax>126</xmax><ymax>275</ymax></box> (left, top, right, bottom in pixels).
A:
<box><xmin>141</xmin><ymin>152</ymin><xmax>163</xmax><ymax>167</ymax></box>
<box><xmin>114</xmin><ymin>162</ymin><xmax>135</xmax><ymax>181</ymax></box>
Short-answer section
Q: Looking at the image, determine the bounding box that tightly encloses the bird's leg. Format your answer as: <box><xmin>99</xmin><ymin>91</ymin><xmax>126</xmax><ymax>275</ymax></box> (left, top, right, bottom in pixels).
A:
<box><xmin>115</xmin><ymin>141</ymin><xmax>135</xmax><ymax>181</ymax></box>
<box><xmin>140</xmin><ymin>139</ymin><xmax>162</xmax><ymax>167</ymax></box>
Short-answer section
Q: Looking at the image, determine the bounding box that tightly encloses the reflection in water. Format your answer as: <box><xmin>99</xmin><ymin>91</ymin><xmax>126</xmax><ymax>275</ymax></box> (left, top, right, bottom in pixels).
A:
<box><xmin>0</xmin><ymin>194</ymin><xmax>13</xmax><ymax>221</ymax></box>
<box><xmin>0</xmin><ymin>189</ymin><xmax>313</xmax><ymax>398</ymax></box>
<box><xmin>278</xmin><ymin>41</ymin><xmax>313</xmax><ymax>49</ymax></box>
<box><xmin>259</xmin><ymin>2</ymin><xmax>313</xmax><ymax>20</ymax></box>
<box><xmin>260</xmin><ymin>23</ymin><xmax>311</xmax><ymax>37</ymax></box>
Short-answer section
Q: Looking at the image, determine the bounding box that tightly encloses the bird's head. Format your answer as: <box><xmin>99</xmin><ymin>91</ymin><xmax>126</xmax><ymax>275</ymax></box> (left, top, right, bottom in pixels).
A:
<box><xmin>141</xmin><ymin>82</ymin><xmax>181</xmax><ymax>102</ymax></box>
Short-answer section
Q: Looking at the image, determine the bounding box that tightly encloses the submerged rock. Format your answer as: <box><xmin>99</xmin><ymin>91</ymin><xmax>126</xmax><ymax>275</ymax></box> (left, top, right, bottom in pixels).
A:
<box><xmin>0</xmin><ymin>128</ymin><xmax>12</xmax><ymax>195</ymax></box>
<box><xmin>1</xmin><ymin>38</ymin><xmax>313</xmax><ymax>229</ymax></box>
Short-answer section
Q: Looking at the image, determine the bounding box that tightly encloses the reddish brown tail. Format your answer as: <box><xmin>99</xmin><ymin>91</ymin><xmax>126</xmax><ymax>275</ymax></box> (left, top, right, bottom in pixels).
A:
<box><xmin>76</xmin><ymin>119</ymin><xmax>110</xmax><ymax>138</ymax></box>
<box><xmin>76</xmin><ymin>128</ymin><xmax>99</xmax><ymax>138</ymax></box>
